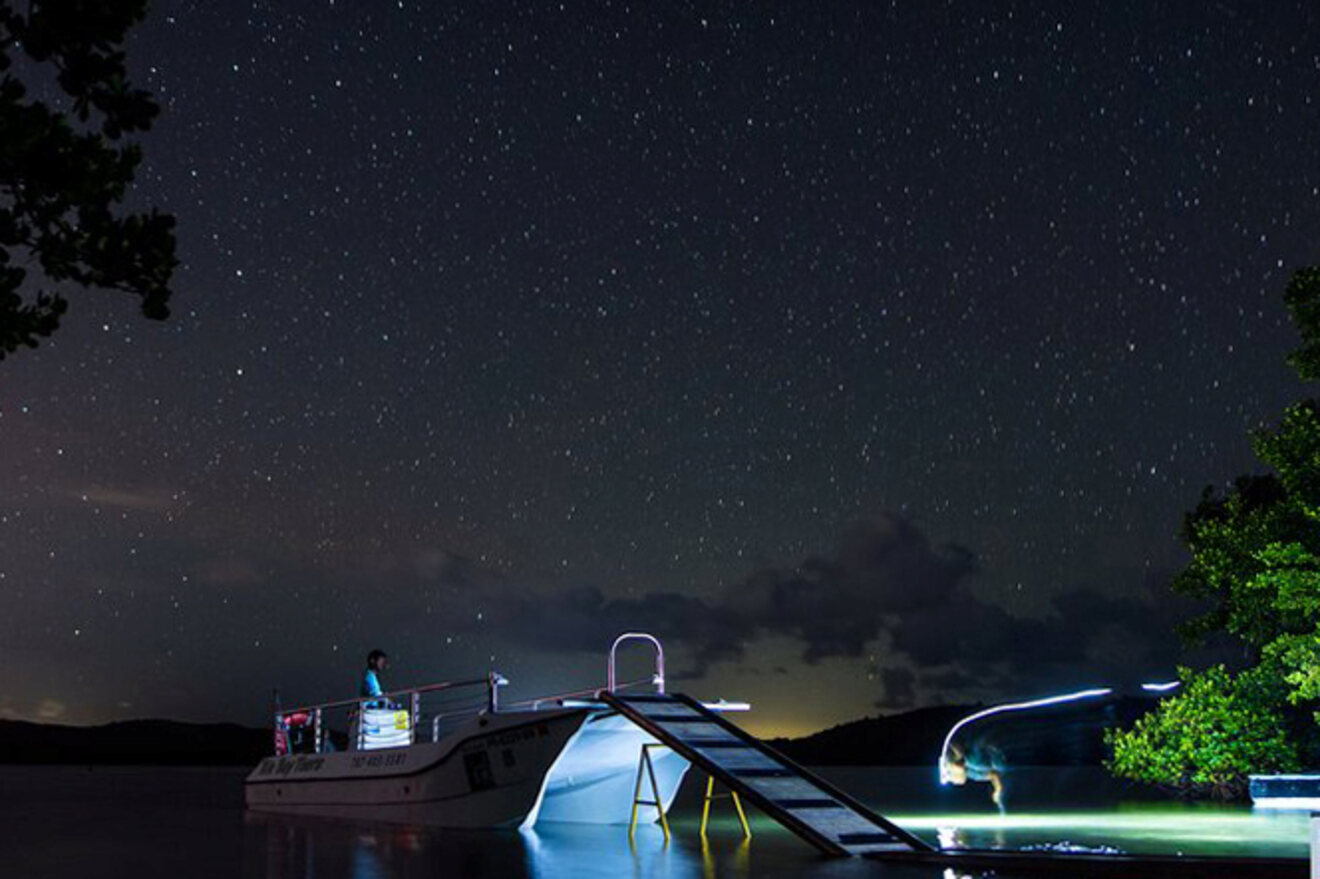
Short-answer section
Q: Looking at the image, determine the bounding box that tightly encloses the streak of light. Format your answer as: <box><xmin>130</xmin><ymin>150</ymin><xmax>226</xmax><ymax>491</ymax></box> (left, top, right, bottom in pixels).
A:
<box><xmin>938</xmin><ymin>688</ymin><xmax>1113</xmax><ymax>784</ymax></box>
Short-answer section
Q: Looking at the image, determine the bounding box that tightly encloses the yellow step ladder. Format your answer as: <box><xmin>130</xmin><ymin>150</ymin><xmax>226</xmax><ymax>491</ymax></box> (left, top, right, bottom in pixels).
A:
<box><xmin>628</xmin><ymin>744</ymin><xmax>752</xmax><ymax>842</ymax></box>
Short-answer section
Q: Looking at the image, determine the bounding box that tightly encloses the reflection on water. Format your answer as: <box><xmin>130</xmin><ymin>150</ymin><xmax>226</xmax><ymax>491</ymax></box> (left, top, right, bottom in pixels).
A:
<box><xmin>248</xmin><ymin>814</ymin><xmax>914</xmax><ymax>879</ymax></box>
<box><xmin>0</xmin><ymin>766</ymin><xmax>1308</xmax><ymax>878</ymax></box>
<box><xmin>244</xmin><ymin>811</ymin><xmax>960</xmax><ymax>879</ymax></box>
<box><xmin>521</xmin><ymin>824</ymin><xmax>752</xmax><ymax>879</ymax></box>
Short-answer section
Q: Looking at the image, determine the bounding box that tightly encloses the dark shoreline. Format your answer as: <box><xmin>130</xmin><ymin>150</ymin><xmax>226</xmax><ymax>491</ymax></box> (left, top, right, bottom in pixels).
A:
<box><xmin>0</xmin><ymin>718</ymin><xmax>269</xmax><ymax>766</ymax></box>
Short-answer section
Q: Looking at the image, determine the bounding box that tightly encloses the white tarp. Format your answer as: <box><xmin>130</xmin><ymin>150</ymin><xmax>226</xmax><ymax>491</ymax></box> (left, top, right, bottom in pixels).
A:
<box><xmin>360</xmin><ymin>708</ymin><xmax>411</xmax><ymax>750</ymax></box>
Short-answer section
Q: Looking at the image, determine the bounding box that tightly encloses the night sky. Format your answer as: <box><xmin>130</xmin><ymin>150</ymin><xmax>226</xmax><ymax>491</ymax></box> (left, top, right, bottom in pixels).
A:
<box><xmin>2</xmin><ymin>1</ymin><xmax>1318</xmax><ymax>737</ymax></box>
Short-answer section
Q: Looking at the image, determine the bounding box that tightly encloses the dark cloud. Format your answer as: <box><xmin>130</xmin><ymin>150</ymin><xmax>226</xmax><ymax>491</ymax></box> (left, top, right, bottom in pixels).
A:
<box><xmin>464</xmin><ymin>514</ymin><xmax>979</xmax><ymax>677</ymax></box>
<box><xmin>487</xmin><ymin>584</ymin><xmax>751</xmax><ymax>679</ymax></box>
<box><xmin>919</xmin><ymin>668</ymin><xmax>978</xmax><ymax>694</ymax></box>
<box><xmin>724</xmin><ymin>516</ymin><xmax>978</xmax><ymax>662</ymax></box>
<box><xmin>877</xmin><ymin>667</ymin><xmax>917</xmax><ymax>710</ymax></box>
<box><xmin>5</xmin><ymin>502</ymin><xmax>1205</xmax><ymax>723</ymax></box>
<box><xmin>453</xmin><ymin>514</ymin><xmax>1205</xmax><ymax>700</ymax></box>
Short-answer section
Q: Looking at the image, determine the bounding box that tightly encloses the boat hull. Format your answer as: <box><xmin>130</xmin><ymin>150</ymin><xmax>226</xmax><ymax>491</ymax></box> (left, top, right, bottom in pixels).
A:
<box><xmin>244</xmin><ymin>708</ymin><xmax>587</xmax><ymax>828</ymax></box>
<box><xmin>530</xmin><ymin>709</ymin><xmax>691</xmax><ymax>825</ymax></box>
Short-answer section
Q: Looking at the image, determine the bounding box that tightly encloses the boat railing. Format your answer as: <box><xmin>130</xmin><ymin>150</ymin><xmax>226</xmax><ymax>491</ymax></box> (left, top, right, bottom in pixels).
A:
<box><xmin>274</xmin><ymin>673</ymin><xmax>504</xmax><ymax>756</ymax></box>
<box><xmin>273</xmin><ymin>632</ymin><xmax>675</xmax><ymax>755</ymax></box>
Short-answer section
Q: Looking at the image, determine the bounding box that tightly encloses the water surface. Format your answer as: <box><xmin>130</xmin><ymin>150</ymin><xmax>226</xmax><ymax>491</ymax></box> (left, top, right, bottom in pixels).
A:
<box><xmin>0</xmin><ymin>765</ymin><xmax>1307</xmax><ymax>878</ymax></box>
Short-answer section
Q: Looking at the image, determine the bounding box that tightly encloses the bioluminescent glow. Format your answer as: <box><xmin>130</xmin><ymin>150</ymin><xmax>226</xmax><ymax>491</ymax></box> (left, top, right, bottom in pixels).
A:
<box><xmin>1140</xmin><ymin>680</ymin><xmax>1181</xmax><ymax>692</ymax></box>
<box><xmin>938</xmin><ymin>688</ymin><xmax>1113</xmax><ymax>784</ymax></box>
<box><xmin>894</xmin><ymin>809</ymin><xmax>1310</xmax><ymax>846</ymax></box>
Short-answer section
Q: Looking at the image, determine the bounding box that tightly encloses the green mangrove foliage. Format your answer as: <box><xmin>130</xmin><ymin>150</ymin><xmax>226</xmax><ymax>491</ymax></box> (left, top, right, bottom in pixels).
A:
<box><xmin>1107</xmin><ymin>266</ymin><xmax>1320</xmax><ymax>799</ymax></box>
<box><xmin>1105</xmin><ymin>665</ymin><xmax>1300</xmax><ymax>800</ymax></box>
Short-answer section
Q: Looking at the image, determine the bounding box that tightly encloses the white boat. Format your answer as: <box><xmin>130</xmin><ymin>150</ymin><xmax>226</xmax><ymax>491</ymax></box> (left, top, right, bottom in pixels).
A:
<box><xmin>244</xmin><ymin>633</ymin><xmax>727</xmax><ymax>828</ymax></box>
<box><xmin>245</xmin><ymin>703</ymin><xmax>587</xmax><ymax>827</ymax></box>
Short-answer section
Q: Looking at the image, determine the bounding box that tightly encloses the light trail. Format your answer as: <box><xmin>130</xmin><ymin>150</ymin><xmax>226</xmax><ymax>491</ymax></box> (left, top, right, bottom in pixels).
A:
<box><xmin>1140</xmin><ymin>680</ymin><xmax>1181</xmax><ymax>692</ymax></box>
<box><xmin>938</xmin><ymin>688</ymin><xmax>1113</xmax><ymax>784</ymax></box>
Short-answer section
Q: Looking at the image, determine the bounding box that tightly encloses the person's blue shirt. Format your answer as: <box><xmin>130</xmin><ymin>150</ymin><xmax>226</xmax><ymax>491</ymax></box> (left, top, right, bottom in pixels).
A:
<box><xmin>361</xmin><ymin>668</ymin><xmax>385</xmax><ymax>708</ymax></box>
<box><xmin>361</xmin><ymin>668</ymin><xmax>383</xmax><ymax>697</ymax></box>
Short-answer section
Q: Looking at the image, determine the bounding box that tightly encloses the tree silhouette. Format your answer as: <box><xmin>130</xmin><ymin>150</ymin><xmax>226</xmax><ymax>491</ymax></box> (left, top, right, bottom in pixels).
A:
<box><xmin>0</xmin><ymin>0</ymin><xmax>176</xmax><ymax>360</ymax></box>
<box><xmin>1107</xmin><ymin>265</ymin><xmax>1320</xmax><ymax>796</ymax></box>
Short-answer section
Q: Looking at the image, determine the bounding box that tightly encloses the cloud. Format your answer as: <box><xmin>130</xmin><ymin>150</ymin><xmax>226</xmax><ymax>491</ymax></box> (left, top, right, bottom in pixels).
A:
<box><xmin>462</xmin><ymin>513</ymin><xmax>1207</xmax><ymax>701</ymax></box>
<box><xmin>470</xmin><ymin>514</ymin><xmax>980</xmax><ymax>677</ymax></box>
<box><xmin>36</xmin><ymin>699</ymin><xmax>67</xmax><ymax>720</ymax></box>
<box><xmin>724</xmin><ymin>516</ymin><xmax>978</xmax><ymax>662</ymax></box>
<box><xmin>65</xmin><ymin>484</ymin><xmax>181</xmax><ymax>512</ymax></box>
<box><xmin>20</xmin><ymin>505</ymin><xmax>1201</xmax><ymax>719</ymax></box>
<box><xmin>877</xmin><ymin>667</ymin><xmax>917</xmax><ymax>709</ymax></box>
<box><xmin>485</xmin><ymin>584</ymin><xmax>752</xmax><ymax>679</ymax></box>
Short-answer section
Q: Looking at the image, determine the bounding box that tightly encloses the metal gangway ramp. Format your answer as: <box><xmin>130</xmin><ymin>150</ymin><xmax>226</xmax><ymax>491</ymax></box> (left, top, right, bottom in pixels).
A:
<box><xmin>600</xmin><ymin>691</ymin><xmax>932</xmax><ymax>857</ymax></box>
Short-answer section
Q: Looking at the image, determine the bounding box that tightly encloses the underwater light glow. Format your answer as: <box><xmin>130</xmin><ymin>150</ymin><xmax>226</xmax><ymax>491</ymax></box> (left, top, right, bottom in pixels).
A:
<box><xmin>1140</xmin><ymin>680</ymin><xmax>1181</xmax><ymax>692</ymax></box>
<box><xmin>938</xmin><ymin>688</ymin><xmax>1113</xmax><ymax>784</ymax></box>
<box><xmin>895</xmin><ymin>810</ymin><xmax>1309</xmax><ymax>841</ymax></box>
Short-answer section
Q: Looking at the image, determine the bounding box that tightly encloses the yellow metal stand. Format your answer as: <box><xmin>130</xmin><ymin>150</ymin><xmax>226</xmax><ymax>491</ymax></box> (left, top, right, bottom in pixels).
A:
<box><xmin>700</xmin><ymin>774</ymin><xmax>751</xmax><ymax>839</ymax></box>
<box><xmin>628</xmin><ymin>743</ymin><xmax>671</xmax><ymax>842</ymax></box>
<box><xmin>702</xmin><ymin>835</ymin><xmax>751</xmax><ymax>879</ymax></box>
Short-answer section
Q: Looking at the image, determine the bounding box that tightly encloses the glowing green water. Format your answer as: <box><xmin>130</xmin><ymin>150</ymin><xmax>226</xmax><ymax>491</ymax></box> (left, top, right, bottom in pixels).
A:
<box><xmin>804</xmin><ymin>767</ymin><xmax>1312</xmax><ymax>858</ymax></box>
<box><xmin>894</xmin><ymin>805</ymin><xmax>1310</xmax><ymax>858</ymax></box>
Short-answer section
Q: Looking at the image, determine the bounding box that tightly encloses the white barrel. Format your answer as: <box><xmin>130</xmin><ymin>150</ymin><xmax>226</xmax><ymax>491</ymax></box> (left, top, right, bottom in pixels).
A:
<box><xmin>360</xmin><ymin>708</ymin><xmax>411</xmax><ymax>750</ymax></box>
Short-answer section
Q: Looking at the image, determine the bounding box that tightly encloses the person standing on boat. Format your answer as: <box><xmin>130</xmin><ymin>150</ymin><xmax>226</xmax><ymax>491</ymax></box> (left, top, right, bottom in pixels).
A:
<box><xmin>349</xmin><ymin>649</ymin><xmax>393</xmax><ymax>750</ymax></box>
<box><xmin>361</xmin><ymin>648</ymin><xmax>390</xmax><ymax>708</ymax></box>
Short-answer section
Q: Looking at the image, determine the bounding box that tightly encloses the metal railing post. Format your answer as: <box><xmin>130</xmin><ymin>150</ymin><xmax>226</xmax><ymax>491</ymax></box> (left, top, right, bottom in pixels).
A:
<box><xmin>314</xmin><ymin>708</ymin><xmax>323</xmax><ymax>754</ymax></box>
<box><xmin>410</xmin><ymin>691</ymin><xmax>420</xmax><ymax>744</ymax></box>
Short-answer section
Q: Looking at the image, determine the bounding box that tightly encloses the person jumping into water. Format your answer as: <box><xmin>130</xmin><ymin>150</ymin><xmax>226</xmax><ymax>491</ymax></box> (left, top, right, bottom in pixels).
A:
<box><xmin>941</xmin><ymin>740</ymin><xmax>1006</xmax><ymax>808</ymax></box>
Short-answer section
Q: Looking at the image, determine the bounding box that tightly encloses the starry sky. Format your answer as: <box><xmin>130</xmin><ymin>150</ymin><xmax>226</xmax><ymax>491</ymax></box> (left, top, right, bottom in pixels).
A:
<box><xmin>1</xmin><ymin>1</ymin><xmax>1318</xmax><ymax>737</ymax></box>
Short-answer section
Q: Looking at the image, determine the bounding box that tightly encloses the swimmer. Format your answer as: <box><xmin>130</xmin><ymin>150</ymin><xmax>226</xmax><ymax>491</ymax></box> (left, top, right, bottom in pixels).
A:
<box><xmin>941</xmin><ymin>741</ymin><xmax>1006</xmax><ymax>808</ymax></box>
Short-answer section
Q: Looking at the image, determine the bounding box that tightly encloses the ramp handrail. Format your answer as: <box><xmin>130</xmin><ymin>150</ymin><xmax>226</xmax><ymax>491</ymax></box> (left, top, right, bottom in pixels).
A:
<box><xmin>608</xmin><ymin>632</ymin><xmax>665</xmax><ymax>694</ymax></box>
<box><xmin>600</xmin><ymin>691</ymin><xmax>932</xmax><ymax>856</ymax></box>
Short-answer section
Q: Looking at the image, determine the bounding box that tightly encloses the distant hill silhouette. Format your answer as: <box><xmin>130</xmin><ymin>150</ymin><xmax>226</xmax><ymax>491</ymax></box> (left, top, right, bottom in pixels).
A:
<box><xmin>0</xmin><ymin>719</ymin><xmax>270</xmax><ymax>766</ymax></box>
<box><xmin>769</xmin><ymin>705</ymin><xmax>979</xmax><ymax>766</ymax></box>
<box><xmin>770</xmin><ymin>696</ymin><xmax>1160</xmax><ymax>767</ymax></box>
<box><xmin>1</xmin><ymin>696</ymin><xmax>1154</xmax><ymax>766</ymax></box>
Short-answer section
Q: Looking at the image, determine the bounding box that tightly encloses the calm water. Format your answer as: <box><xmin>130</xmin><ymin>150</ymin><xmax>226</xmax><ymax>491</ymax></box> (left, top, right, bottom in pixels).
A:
<box><xmin>0</xmin><ymin>765</ymin><xmax>1307</xmax><ymax>878</ymax></box>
